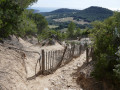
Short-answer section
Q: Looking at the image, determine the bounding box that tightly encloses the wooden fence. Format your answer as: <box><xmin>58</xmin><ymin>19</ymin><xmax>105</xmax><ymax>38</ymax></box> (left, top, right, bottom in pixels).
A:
<box><xmin>86</xmin><ymin>47</ymin><xmax>94</xmax><ymax>64</ymax></box>
<box><xmin>35</xmin><ymin>44</ymin><xmax>86</xmax><ymax>75</ymax></box>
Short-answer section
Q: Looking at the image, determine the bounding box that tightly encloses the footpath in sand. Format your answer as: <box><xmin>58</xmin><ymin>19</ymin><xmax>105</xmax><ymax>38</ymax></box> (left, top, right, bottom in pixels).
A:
<box><xmin>28</xmin><ymin>52</ymin><xmax>86</xmax><ymax>90</ymax></box>
<box><xmin>49</xmin><ymin>52</ymin><xmax>86</xmax><ymax>90</ymax></box>
<box><xmin>0</xmin><ymin>36</ymin><xmax>87</xmax><ymax>90</ymax></box>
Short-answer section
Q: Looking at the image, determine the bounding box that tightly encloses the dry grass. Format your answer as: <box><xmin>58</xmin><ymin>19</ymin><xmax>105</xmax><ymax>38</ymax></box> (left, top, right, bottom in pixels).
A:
<box><xmin>53</xmin><ymin>17</ymin><xmax>89</xmax><ymax>25</ymax></box>
<box><xmin>48</xmin><ymin>25</ymin><xmax>59</xmax><ymax>29</ymax></box>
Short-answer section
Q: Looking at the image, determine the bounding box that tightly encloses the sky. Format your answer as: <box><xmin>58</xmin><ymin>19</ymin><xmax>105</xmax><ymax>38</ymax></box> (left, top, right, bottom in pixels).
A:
<box><xmin>30</xmin><ymin>0</ymin><xmax>120</xmax><ymax>11</ymax></box>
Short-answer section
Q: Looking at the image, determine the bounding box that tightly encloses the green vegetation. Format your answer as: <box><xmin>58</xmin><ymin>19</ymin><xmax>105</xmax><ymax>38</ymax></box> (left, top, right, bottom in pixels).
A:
<box><xmin>0</xmin><ymin>0</ymin><xmax>48</xmax><ymax>38</ymax></box>
<box><xmin>41</xmin><ymin>6</ymin><xmax>113</xmax><ymax>30</ymax></box>
<box><xmin>0</xmin><ymin>0</ymin><xmax>38</xmax><ymax>38</ymax></box>
<box><xmin>27</xmin><ymin>10</ymin><xmax>48</xmax><ymax>34</ymax></box>
<box><xmin>74</xmin><ymin>6</ymin><xmax>113</xmax><ymax>22</ymax></box>
<box><xmin>1</xmin><ymin>1</ymin><xmax>120</xmax><ymax>88</ymax></box>
<box><xmin>16</xmin><ymin>11</ymin><xmax>38</xmax><ymax>37</ymax></box>
<box><xmin>42</xmin><ymin>7</ymin><xmax>113</xmax><ymax>22</ymax></box>
<box><xmin>75</xmin><ymin>28</ymin><xmax>81</xmax><ymax>38</ymax></box>
<box><xmin>90</xmin><ymin>12</ymin><xmax>120</xmax><ymax>89</ymax></box>
<box><xmin>0</xmin><ymin>0</ymin><xmax>68</xmax><ymax>41</ymax></box>
<box><xmin>66</xmin><ymin>22</ymin><xmax>90</xmax><ymax>39</ymax></box>
<box><xmin>67</xmin><ymin>22</ymin><xmax>76</xmax><ymax>38</ymax></box>
<box><xmin>38</xmin><ymin>30</ymin><xmax>67</xmax><ymax>41</ymax></box>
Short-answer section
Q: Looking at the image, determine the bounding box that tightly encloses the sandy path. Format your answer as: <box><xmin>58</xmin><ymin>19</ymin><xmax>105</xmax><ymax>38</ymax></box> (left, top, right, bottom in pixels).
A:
<box><xmin>19</xmin><ymin>38</ymin><xmax>64</xmax><ymax>52</ymax></box>
<box><xmin>1</xmin><ymin>37</ymin><xmax>87</xmax><ymax>90</ymax></box>
<box><xmin>27</xmin><ymin>51</ymin><xmax>86</xmax><ymax>90</ymax></box>
<box><xmin>18</xmin><ymin>38</ymin><xmax>64</xmax><ymax>78</ymax></box>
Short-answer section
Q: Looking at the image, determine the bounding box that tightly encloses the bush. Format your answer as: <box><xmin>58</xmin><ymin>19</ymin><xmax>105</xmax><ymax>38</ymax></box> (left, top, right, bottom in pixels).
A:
<box><xmin>16</xmin><ymin>12</ymin><xmax>37</xmax><ymax>37</ymax></box>
<box><xmin>0</xmin><ymin>0</ymin><xmax>38</xmax><ymax>38</ymax></box>
<box><xmin>90</xmin><ymin>12</ymin><xmax>120</xmax><ymax>88</ymax></box>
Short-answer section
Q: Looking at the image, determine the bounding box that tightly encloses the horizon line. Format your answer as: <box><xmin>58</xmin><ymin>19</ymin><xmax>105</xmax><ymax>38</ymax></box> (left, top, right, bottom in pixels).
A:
<box><xmin>28</xmin><ymin>6</ymin><xmax>120</xmax><ymax>12</ymax></box>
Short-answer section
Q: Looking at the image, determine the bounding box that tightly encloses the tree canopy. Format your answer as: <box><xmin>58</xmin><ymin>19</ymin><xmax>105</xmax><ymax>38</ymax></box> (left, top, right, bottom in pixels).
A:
<box><xmin>0</xmin><ymin>0</ymin><xmax>38</xmax><ymax>37</ymax></box>
<box><xmin>67</xmin><ymin>22</ymin><xmax>76</xmax><ymax>38</ymax></box>
<box><xmin>90</xmin><ymin>12</ymin><xmax>120</xmax><ymax>89</ymax></box>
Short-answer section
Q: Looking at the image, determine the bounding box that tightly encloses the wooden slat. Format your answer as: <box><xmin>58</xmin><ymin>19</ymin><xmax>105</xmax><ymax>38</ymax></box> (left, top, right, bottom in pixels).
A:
<box><xmin>50</xmin><ymin>51</ymin><xmax>52</xmax><ymax>69</ymax></box>
<box><xmin>56</xmin><ymin>46</ymin><xmax>67</xmax><ymax>68</ymax></box>
<box><xmin>53</xmin><ymin>51</ymin><xmax>54</xmax><ymax>68</ymax></box>
<box><xmin>51</xmin><ymin>51</ymin><xmax>53</xmax><ymax>69</ymax></box>
<box><xmin>42</xmin><ymin>50</ymin><xmax>45</xmax><ymax>74</ymax></box>
<box><xmin>79</xmin><ymin>45</ymin><xmax>81</xmax><ymax>55</ymax></box>
<box><xmin>46</xmin><ymin>51</ymin><xmax>47</xmax><ymax>70</ymax></box>
<box><xmin>48</xmin><ymin>51</ymin><xmax>50</xmax><ymax>70</ymax></box>
<box><xmin>86</xmin><ymin>48</ymin><xmax>89</xmax><ymax>64</ymax></box>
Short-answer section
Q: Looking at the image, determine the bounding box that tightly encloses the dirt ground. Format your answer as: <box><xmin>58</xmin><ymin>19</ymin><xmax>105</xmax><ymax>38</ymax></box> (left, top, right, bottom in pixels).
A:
<box><xmin>0</xmin><ymin>36</ymin><xmax>88</xmax><ymax>90</ymax></box>
<box><xmin>27</xmin><ymin>51</ymin><xmax>86</xmax><ymax>90</ymax></box>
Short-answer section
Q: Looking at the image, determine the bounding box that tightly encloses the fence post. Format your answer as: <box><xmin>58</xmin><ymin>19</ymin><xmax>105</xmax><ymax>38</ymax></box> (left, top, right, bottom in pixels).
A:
<box><xmin>46</xmin><ymin>52</ymin><xmax>47</xmax><ymax>71</ymax></box>
<box><xmin>48</xmin><ymin>51</ymin><xmax>50</xmax><ymax>70</ymax></box>
<box><xmin>91</xmin><ymin>48</ymin><xmax>95</xmax><ymax>60</ymax></box>
<box><xmin>42</xmin><ymin>49</ymin><xmax>45</xmax><ymax>74</ymax></box>
<box><xmin>51</xmin><ymin>51</ymin><xmax>54</xmax><ymax>69</ymax></box>
<box><xmin>90</xmin><ymin>47</ymin><xmax>92</xmax><ymax>57</ymax></box>
<box><xmin>79</xmin><ymin>45</ymin><xmax>82</xmax><ymax>55</ymax></box>
<box><xmin>86</xmin><ymin>47</ymin><xmax>89</xmax><ymax>64</ymax></box>
<box><xmin>50</xmin><ymin>51</ymin><xmax>51</xmax><ymax>69</ymax></box>
<box><xmin>72</xmin><ymin>44</ymin><xmax>75</xmax><ymax>57</ymax></box>
<box><xmin>52</xmin><ymin>51</ymin><xmax>54</xmax><ymax>69</ymax></box>
<box><xmin>56</xmin><ymin>46</ymin><xmax>67</xmax><ymax>68</ymax></box>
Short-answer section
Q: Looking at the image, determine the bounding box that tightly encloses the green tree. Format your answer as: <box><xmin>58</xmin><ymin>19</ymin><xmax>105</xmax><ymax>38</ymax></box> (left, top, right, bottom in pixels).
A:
<box><xmin>0</xmin><ymin>0</ymin><xmax>38</xmax><ymax>38</ymax></box>
<box><xmin>75</xmin><ymin>28</ymin><xmax>81</xmax><ymax>37</ymax></box>
<box><xmin>90</xmin><ymin>12</ymin><xmax>120</xmax><ymax>89</ymax></box>
<box><xmin>27</xmin><ymin>11</ymin><xmax>48</xmax><ymax>34</ymax></box>
<box><xmin>67</xmin><ymin>22</ymin><xmax>76</xmax><ymax>38</ymax></box>
<box><xmin>16</xmin><ymin>11</ymin><xmax>37</xmax><ymax>37</ymax></box>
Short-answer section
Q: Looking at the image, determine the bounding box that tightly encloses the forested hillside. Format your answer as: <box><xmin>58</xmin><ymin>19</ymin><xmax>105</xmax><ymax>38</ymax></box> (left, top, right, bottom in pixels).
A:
<box><xmin>50</xmin><ymin>8</ymin><xmax>80</xmax><ymax>14</ymax></box>
<box><xmin>42</xmin><ymin>6</ymin><xmax>113</xmax><ymax>21</ymax></box>
<box><xmin>41</xmin><ymin>6</ymin><xmax>113</xmax><ymax>30</ymax></box>
<box><xmin>74</xmin><ymin>6</ymin><xmax>113</xmax><ymax>22</ymax></box>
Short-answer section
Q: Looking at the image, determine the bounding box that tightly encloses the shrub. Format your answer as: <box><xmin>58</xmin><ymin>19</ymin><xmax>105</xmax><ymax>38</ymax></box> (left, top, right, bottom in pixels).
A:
<box><xmin>90</xmin><ymin>12</ymin><xmax>120</xmax><ymax>88</ymax></box>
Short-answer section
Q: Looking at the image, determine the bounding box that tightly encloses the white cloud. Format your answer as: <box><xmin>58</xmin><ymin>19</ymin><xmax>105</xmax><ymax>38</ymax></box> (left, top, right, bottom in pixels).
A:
<box><xmin>30</xmin><ymin>0</ymin><xmax>120</xmax><ymax>10</ymax></box>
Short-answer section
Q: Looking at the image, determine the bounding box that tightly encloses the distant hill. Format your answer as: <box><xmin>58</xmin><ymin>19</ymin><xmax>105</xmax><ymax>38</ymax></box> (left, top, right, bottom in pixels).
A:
<box><xmin>50</xmin><ymin>8</ymin><xmax>80</xmax><ymax>13</ymax></box>
<box><xmin>40</xmin><ymin>6</ymin><xmax>114</xmax><ymax>30</ymax></box>
<box><xmin>41</xmin><ymin>8</ymin><xmax>80</xmax><ymax>17</ymax></box>
<box><xmin>27</xmin><ymin>7</ymin><xmax>58</xmax><ymax>12</ymax></box>
<box><xmin>27</xmin><ymin>8</ymin><xmax>40</xmax><ymax>13</ymax></box>
<box><xmin>33</xmin><ymin>10</ymin><xmax>40</xmax><ymax>13</ymax></box>
<box><xmin>73</xmin><ymin>6</ymin><xmax>113</xmax><ymax>22</ymax></box>
<box><xmin>41</xmin><ymin>6</ymin><xmax>113</xmax><ymax>22</ymax></box>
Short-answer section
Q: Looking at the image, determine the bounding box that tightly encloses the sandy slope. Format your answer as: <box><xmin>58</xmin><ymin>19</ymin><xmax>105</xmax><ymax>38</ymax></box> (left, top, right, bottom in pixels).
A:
<box><xmin>0</xmin><ymin>37</ymin><xmax>87</xmax><ymax>90</ymax></box>
<box><xmin>27</xmin><ymin>52</ymin><xmax>86</xmax><ymax>90</ymax></box>
<box><xmin>18</xmin><ymin>37</ymin><xmax>64</xmax><ymax>78</ymax></box>
<box><xmin>0</xmin><ymin>45</ymin><xmax>28</xmax><ymax>90</ymax></box>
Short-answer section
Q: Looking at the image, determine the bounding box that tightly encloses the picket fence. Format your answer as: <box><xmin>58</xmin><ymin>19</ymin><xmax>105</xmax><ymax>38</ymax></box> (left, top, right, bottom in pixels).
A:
<box><xmin>34</xmin><ymin>44</ymin><xmax>93</xmax><ymax>76</ymax></box>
